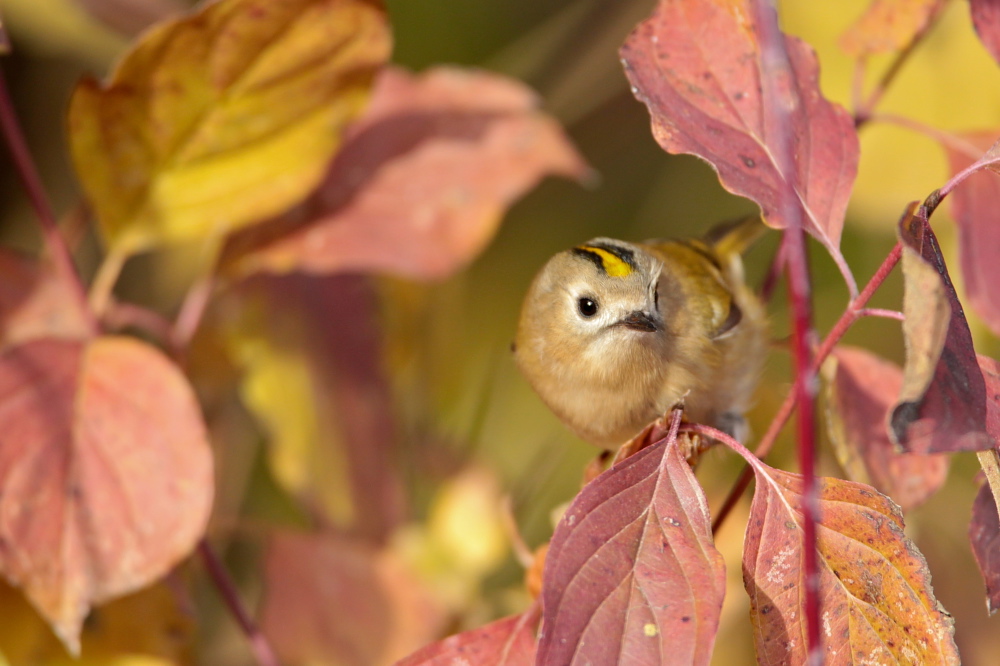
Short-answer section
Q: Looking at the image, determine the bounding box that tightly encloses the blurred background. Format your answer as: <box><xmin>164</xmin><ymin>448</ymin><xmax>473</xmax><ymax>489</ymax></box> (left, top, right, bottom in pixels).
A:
<box><xmin>3</xmin><ymin>0</ymin><xmax>1000</xmax><ymax>664</ymax></box>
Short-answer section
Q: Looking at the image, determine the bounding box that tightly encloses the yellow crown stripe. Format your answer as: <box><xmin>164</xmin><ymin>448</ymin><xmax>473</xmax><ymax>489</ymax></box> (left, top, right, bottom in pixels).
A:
<box><xmin>579</xmin><ymin>245</ymin><xmax>634</xmax><ymax>278</ymax></box>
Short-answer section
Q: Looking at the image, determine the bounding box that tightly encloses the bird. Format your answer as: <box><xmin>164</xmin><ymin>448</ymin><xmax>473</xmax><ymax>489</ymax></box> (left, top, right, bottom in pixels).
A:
<box><xmin>513</xmin><ymin>217</ymin><xmax>768</xmax><ymax>449</ymax></box>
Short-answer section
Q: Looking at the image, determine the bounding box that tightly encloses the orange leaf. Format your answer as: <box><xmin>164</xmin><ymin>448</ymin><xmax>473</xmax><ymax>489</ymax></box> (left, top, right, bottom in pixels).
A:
<box><xmin>824</xmin><ymin>346</ymin><xmax>949</xmax><ymax>511</ymax></box>
<box><xmin>0</xmin><ymin>248</ymin><xmax>90</xmax><ymax>349</ymax></box>
<box><xmin>744</xmin><ymin>465</ymin><xmax>958</xmax><ymax>664</ymax></box>
<box><xmin>0</xmin><ymin>336</ymin><xmax>213</xmax><ymax>654</ymax></box>
<box><xmin>396</xmin><ymin>609</ymin><xmax>538</xmax><ymax>666</ymax></box>
<box><xmin>260</xmin><ymin>531</ymin><xmax>446</xmax><ymax>666</ymax></box>
<box><xmin>68</xmin><ymin>0</ymin><xmax>390</xmax><ymax>253</ymax></box>
<box><xmin>537</xmin><ymin>435</ymin><xmax>725</xmax><ymax>665</ymax></box>
<box><xmin>891</xmin><ymin>205</ymin><xmax>994</xmax><ymax>452</ymax></box>
<box><xmin>620</xmin><ymin>0</ymin><xmax>858</xmax><ymax>259</ymax></box>
<box><xmin>943</xmin><ymin>131</ymin><xmax>1000</xmax><ymax>337</ymax></box>
<box><xmin>839</xmin><ymin>0</ymin><xmax>945</xmax><ymax>57</ymax></box>
<box><xmin>224</xmin><ymin>65</ymin><xmax>591</xmax><ymax>280</ymax></box>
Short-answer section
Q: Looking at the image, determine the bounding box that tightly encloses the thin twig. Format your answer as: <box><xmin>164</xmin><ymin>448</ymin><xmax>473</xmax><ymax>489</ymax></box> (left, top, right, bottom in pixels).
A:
<box><xmin>870</xmin><ymin>113</ymin><xmax>983</xmax><ymax>159</ymax></box>
<box><xmin>0</xmin><ymin>67</ymin><xmax>97</xmax><ymax>333</ymax></box>
<box><xmin>172</xmin><ymin>273</ymin><xmax>216</xmax><ymax>358</ymax></box>
<box><xmin>854</xmin><ymin>0</ymin><xmax>949</xmax><ymax>125</ymax></box>
<box><xmin>712</xmin><ymin>242</ymin><xmax>903</xmax><ymax>533</ymax></box>
<box><xmin>856</xmin><ymin>307</ymin><xmax>904</xmax><ymax>321</ymax></box>
<box><xmin>198</xmin><ymin>540</ymin><xmax>281</xmax><ymax>666</ymax></box>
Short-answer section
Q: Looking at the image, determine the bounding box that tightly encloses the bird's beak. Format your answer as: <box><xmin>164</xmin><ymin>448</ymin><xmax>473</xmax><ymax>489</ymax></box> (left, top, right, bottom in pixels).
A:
<box><xmin>618</xmin><ymin>311</ymin><xmax>660</xmax><ymax>332</ymax></box>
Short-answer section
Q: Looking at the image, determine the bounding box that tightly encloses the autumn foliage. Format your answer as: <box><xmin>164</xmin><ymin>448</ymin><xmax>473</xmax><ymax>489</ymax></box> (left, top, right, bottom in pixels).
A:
<box><xmin>4</xmin><ymin>0</ymin><xmax>1000</xmax><ymax>664</ymax></box>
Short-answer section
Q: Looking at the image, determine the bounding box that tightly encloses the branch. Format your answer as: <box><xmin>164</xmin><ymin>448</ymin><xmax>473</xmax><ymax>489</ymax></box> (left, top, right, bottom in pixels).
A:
<box><xmin>198</xmin><ymin>540</ymin><xmax>281</xmax><ymax>666</ymax></box>
<box><xmin>0</xmin><ymin>67</ymin><xmax>98</xmax><ymax>333</ymax></box>
<box><xmin>712</xmin><ymin>241</ymin><xmax>903</xmax><ymax>533</ymax></box>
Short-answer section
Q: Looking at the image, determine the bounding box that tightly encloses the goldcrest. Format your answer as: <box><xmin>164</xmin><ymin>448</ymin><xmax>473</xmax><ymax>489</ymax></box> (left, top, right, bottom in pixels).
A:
<box><xmin>513</xmin><ymin>217</ymin><xmax>768</xmax><ymax>448</ymax></box>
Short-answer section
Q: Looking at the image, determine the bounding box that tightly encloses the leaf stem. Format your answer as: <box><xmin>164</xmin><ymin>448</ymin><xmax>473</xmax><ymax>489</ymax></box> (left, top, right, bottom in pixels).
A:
<box><xmin>870</xmin><ymin>113</ymin><xmax>982</xmax><ymax>159</ymax></box>
<box><xmin>89</xmin><ymin>246</ymin><xmax>128</xmax><ymax>319</ymax></box>
<box><xmin>712</xmin><ymin>241</ymin><xmax>903</xmax><ymax>534</ymax></box>
<box><xmin>0</xmin><ymin>67</ymin><xmax>98</xmax><ymax>334</ymax></box>
<box><xmin>198</xmin><ymin>540</ymin><xmax>281</xmax><ymax>666</ymax></box>
<box><xmin>172</xmin><ymin>273</ymin><xmax>215</xmax><ymax>358</ymax></box>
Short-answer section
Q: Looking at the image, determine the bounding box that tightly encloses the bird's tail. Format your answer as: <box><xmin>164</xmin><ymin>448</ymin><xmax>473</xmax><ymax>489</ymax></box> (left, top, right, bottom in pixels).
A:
<box><xmin>702</xmin><ymin>216</ymin><xmax>768</xmax><ymax>260</ymax></box>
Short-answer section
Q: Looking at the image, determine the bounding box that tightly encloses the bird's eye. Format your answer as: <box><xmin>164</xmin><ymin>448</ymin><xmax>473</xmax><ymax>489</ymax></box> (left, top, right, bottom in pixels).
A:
<box><xmin>578</xmin><ymin>297</ymin><xmax>598</xmax><ymax>318</ymax></box>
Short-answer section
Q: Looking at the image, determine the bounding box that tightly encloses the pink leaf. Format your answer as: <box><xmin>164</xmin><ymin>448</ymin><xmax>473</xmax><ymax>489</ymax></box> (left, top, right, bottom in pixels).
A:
<box><xmin>824</xmin><ymin>346</ymin><xmax>949</xmax><ymax>511</ymax></box>
<box><xmin>971</xmin><ymin>0</ymin><xmax>1000</xmax><ymax>67</ymax></box>
<box><xmin>537</xmin><ymin>435</ymin><xmax>725</xmax><ymax>665</ymax></box>
<box><xmin>0</xmin><ymin>336</ymin><xmax>213</xmax><ymax>654</ymax></box>
<box><xmin>395</xmin><ymin>610</ymin><xmax>538</xmax><ymax>666</ymax></box>
<box><xmin>943</xmin><ymin>131</ymin><xmax>1000</xmax><ymax>337</ymax></box>
<box><xmin>620</xmin><ymin>0</ymin><xmax>858</xmax><ymax>257</ymax></box>
<box><xmin>225</xmin><ymin>66</ymin><xmax>590</xmax><ymax>280</ymax></box>
<box><xmin>745</xmin><ymin>465</ymin><xmax>958</xmax><ymax>664</ymax></box>
<box><xmin>261</xmin><ymin>531</ymin><xmax>446</xmax><ymax>666</ymax></box>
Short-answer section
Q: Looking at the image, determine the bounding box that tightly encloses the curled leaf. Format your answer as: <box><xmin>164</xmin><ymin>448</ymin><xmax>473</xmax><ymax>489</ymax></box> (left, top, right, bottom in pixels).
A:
<box><xmin>891</xmin><ymin>205</ymin><xmax>993</xmax><ymax>453</ymax></box>
<box><xmin>620</xmin><ymin>0</ymin><xmax>858</xmax><ymax>257</ymax></box>
<box><xmin>839</xmin><ymin>0</ymin><xmax>945</xmax><ymax>57</ymax></box>
<box><xmin>537</xmin><ymin>435</ymin><xmax>725</xmax><ymax>665</ymax></box>
<box><xmin>0</xmin><ymin>336</ymin><xmax>213</xmax><ymax>654</ymax></box>
<box><xmin>944</xmin><ymin>131</ymin><xmax>1000</xmax><ymax>337</ymax></box>
<box><xmin>396</xmin><ymin>609</ymin><xmax>538</xmax><ymax>666</ymax></box>
<box><xmin>744</xmin><ymin>465</ymin><xmax>958</xmax><ymax>664</ymax></box>
<box><xmin>225</xmin><ymin>65</ymin><xmax>590</xmax><ymax>280</ymax></box>
<box><xmin>823</xmin><ymin>346</ymin><xmax>949</xmax><ymax>511</ymax></box>
<box><xmin>68</xmin><ymin>0</ymin><xmax>390</xmax><ymax>253</ymax></box>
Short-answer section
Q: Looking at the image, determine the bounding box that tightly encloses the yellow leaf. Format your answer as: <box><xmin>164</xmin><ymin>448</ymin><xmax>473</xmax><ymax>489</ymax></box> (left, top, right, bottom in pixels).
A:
<box><xmin>68</xmin><ymin>0</ymin><xmax>390</xmax><ymax>254</ymax></box>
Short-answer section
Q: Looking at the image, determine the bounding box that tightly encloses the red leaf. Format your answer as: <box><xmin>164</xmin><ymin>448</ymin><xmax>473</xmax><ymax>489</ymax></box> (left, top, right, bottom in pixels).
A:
<box><xmin>824</xmin><ymin>346</ymin><xmax>949</xmax><ymax>511</ymax></box>
<box><xmin>395</xmin><ymin>610</ymin><xmax>538</xmax><ymax>666</ymax></box>
<box><xmin>260</xmin><ymin>531</ymin><xmax>446</xmax><ymax>666</ymax></box>
<box><xmin>971</xmin><ymin>0</ymin><xmax>1000</xmax><ymax>67</ymax></box>
<box><xmin>944</xmin><ymin>131</ymin><xmax>1000</xmax><ymax>337</ymax></box>
<box><xmin>620</xmin><ymin>0</ymin><xmax>858</xmax><ymax>256</ymax></box>
<box><xmin>891</xmin><ymin>207</ymin><xmax>993</xmax><ymax>453</ymax></box>
<box><xmin>970</xmin><ymin>481</ymin><xmax>1000</xmax><ymax>615</ymax></box>
<box><xmin>537</xmin><ymin>435</ymin><xmax>725</xmax><ymax>665</ymax></box>
<box><xmin>744</xmin><ymin>466</ymin><xmax>958</xmax><ymax>664</ymax></box>
<box><xmin>0</xmin><ymin>336</ymin><xmax>213</xmax><ymax>654</ymax></box>
<box><xmin>0</xmin><ymin>248</ymin><xmax>90</xmax><ymax>349</ymax></box>
<box><xmin>225</xmin><ymin>65</ymin><xmax>590</xmax><ymax>280</ymax></box>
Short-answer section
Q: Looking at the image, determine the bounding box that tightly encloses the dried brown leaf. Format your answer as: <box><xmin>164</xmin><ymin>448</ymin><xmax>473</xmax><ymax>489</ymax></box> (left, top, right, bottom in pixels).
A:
<box><xmin>745</xmin><ymin>465</ymin><xmax>958</xmax><ymax>664</ymax></box>
<box><xmin>224</xmin><ymin>65</ymin><xmax>591</xmax><ymax>280</ymax></box>
<box><xmin>537</xmin><ymin>435</ymin><xmax>725</xmax><ymax>665</ymax></box>
<box><xmin>824</xmin><ymin>346</ymin><xmax>949</xmax><ymax>511</ymax></box>
<box><xmin>0</xmin><ymin>336</ymin><xmax>213</xmax><ymax>654</ymax></box>
<box><xmin>891</xmin><ymin>205</ymin><xmax>993</xmax><ymax>452</ymax></box>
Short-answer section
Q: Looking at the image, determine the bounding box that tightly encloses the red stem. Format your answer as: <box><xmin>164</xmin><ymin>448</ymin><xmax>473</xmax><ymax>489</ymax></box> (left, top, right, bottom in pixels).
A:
<box><xmin>198</xmin><ymin>541</ymin><xmax>281</xmax><ymax>666</ymax></box>
<box><xmin>712</xmin><ymin>241</ymin><xmax>902</xmax><ymax>533</ymax></box>
<box><xmin>0</xmin><ymin>67</ymin><xmax>97</xmax><ymax>333</ymax></box>
<box><xmin>751</xmin><ymin>0</ymin><xmax>821</xmax><ymax>658</ymax></box>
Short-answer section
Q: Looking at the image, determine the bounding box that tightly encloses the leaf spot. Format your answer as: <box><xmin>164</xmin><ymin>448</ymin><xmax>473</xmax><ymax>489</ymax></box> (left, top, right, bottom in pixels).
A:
<box><xmin>643</xmin><ymin>623</ymin><xmax>658</xmax><ymax>637</ymax></box>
